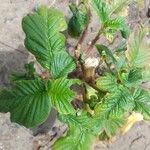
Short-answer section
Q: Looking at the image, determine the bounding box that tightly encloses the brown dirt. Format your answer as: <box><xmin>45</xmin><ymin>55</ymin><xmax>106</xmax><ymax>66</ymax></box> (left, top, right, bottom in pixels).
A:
<box><xmin>0</xmin><ymin>0</ymin><xmax>150</xmax><ymax>150</ymax></box>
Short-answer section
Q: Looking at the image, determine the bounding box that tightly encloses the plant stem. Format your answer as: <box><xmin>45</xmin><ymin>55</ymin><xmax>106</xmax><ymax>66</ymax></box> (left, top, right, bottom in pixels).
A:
<box><xmin>75</xmin><ymin>25</ymin><xmax>89</xmax><ymax>50</ymax></box>
<box><xmin>85</xmin><ymin>25</ymin><xmax>104</xmax><ymax>54</ymax></box>
<box><xmin>75</xmin><ymin>4</ymin><xmax>91</xmax><ymax>56</ymax></box>
<box><xmin>86</xmin><ymin>81</ymin><xmax>100</xmax><ymax>91</ymax></box>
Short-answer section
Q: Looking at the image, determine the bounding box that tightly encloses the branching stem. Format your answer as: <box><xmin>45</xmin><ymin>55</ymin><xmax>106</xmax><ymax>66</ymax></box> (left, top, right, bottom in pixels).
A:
<box><xmin>85</xmin><ymin>25</ymin><xmax>104</xmax><ymax>55</ymax></box>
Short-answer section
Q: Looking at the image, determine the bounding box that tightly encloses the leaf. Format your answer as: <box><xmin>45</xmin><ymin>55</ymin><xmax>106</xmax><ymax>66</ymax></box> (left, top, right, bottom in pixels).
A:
<box><xmin>52</xmin><ymin>125</ymin><xmax>94</xmax><ymax>150</ymax></box>
<box><xmin>53</xmin><ymin>113</ymin><xmax>95</xmax><ymax>150</ymax></box>
<box><xmin>22</xmin><ymin>6</ymin><xmax>67</xmax><ymax>69</ymax></box>
<box><xmin>104</xmin><ymin>29</ymin><xmax>116</xmax><ymax>42</ymax></box>
<box><xmin>92</xmin><ymin>0</ymin><xmax>109</xmax><ymax>23</ymax></box>
<box><xmin>126</xmin><ymin>28</ymin><xmax>150</xmax><ymax>68</ymax></box>
<box><xmin>0</xmin><ymin>78</ymin><xmax>51</xmax><ymax>128</ymax></box>
<box><xmin>95</xmin><ymin>86</ymin><xmax>134</xmax><ymax>117</ymax></box>
<box><xmin>50</xmin><ymin>52</ymin><xmax>76</xmax><ymax>79</ymax></box>
<box><xmin>96</xmin><ymin>44</ymin><xmax>117</xmax><ymax>63</ymax></box>
<box><xmin>49</xmin><ymin>78</ymin><xmax>77</xmax><ymax>114</ymax></box>
<box><xmin>68</xmin><ymin>2</ymin><xmax>90</xmax><ymax>37</ymax></box>
<box><xmin>105</xmin><ymin>17</ymin><xmax>130</xmax><ymax>39</ymax></box>
<box><xmin>120</xmin><ymin>68</ymin><xmax>143</xmax><ymax>87</ymax></box>
<box><xmin>121</xmin><ymin>25</ymin><xmax>130</xmax><ymax>39</ymax></box>
<box><xmin>126</xmin><ymin>68</ymin><xmax>143</xmax><ymax>86</ymax></box>
<box><xmin>59</xmin><ymin>114</ymin><xmax>92</xmax><ymax>131</ymax></box>
<box><xmin>133</xmin><ymin>88</ymin><xmax>150</xmax><ymax>120</ymax></box>
<box><xmin>22</xmin><ymin>6</ymin><xmax>76</xmax><ymax>78</ymax></box>
<box><xmin>142</xmin><ymin>66</ymin><xmax>150</xmax><ymax>82</ymax></box>
<box><xmin>109</xmin><ymin>0</ymin><xmax>131</xmax><ymax>16</ymax></box>
<box><xmin>94</xmin><ymin>115</ymin><xmax>126</xmax><ymax>137</ymax></box>
<box><xmin>92</xmin><ymin>86</ymin><xmax>133</xmax><ymax>137</ymax></box>
<box><xmin>115</xmin><ymin>40</ymin><xmax>127</xmax><ymax>53</ymax></box>
<box><xmin>96</xmin><ymin>73</ymin><xmax>118</xmax><ymax>92</ymax></box>
<box><xmin>105</xmin><ymin>17</ymin><xmax>125</xmax><ymax>30</ymax></box>
<box><xmin>114</xmin><ymin>53</ymin><xmax>127</xmax><ymax>70</ymax></box>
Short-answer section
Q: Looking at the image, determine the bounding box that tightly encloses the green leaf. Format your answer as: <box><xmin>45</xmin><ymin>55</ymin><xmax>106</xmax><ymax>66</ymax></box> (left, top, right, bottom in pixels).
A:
<box><xmin>121</xmin><ymin>25</ymin><xmax>130</xmax><ymax>39</ymax></box>
<box><xmin>22</xmin><ymin>6</ymin><xmax>67</xmax><ymax>69</ymax></box>
<box><xmin>103</xmin><ymin>29</ymin><xmax>116</xmax><ymax>42</ymax></box>
<box><xmin>49</xmin><ymin>78</ymin><xmax>77</xmax><ymax>114</ymax></box>
<box><xmin>109</xmin><ymin>0</ymin><xmax>131</xmax><ymax>16</ymax></box>
<box><xmin>92</xmin><ymin>86</ymin><xmax>133</xmax><ymax>137</ymax></box>
<box><xmin>105</xmin><ymin>17</ymin><xmax>125</xmax><ymax>30</ymax></box>
<box><xmin>95</xmin><ymin>86</ymin><xmax>134</xmax><ymax>117</ymax></box>
<box><xmin>115</xmin><ymin>40</ymin><xmax>127</xmax><ymax>53</ymax></box>
<box><xmin>105</xmin><ymin>17</ymin><xmax>130</xmax><ymax>39</ymax></box>
<box><xmin>114</xmin><ymin>53</ymin><xmax>127</xmax><ymax>70</ymax></box>
<box><xmin>68</xmin><ymin>2</ymin><xmax>90</xmax><ymax>37</ymax></box>
<box><xmin>50</xmin><ymin>52</ymin><xmax>76</xmax><ymax>79</ymax></box>
<box><xmin>133</xmin><ymin>88</ymin><xmax>150</xmax><ymax>120</ymax></box>
<box><xmin>52</xmin><ymin>125</ymin><xmax>94</xmax><ymax>150</ymax></box>
<box><xmin>22</xmin><ymin>6</ymin><xmax>76</xmax><ymax>78</ymax></box>
<box><xmin>120</xmin><ymin>68</ymin><xmax>143</xmax><ymax>87</ymax></box>
<box><xmin>96</xmin><ymin>44</ymin><xmax>117</xmax><ymax>63</ymax></box>
<box><xmin>92</xmin><ymin>0</ymin><xmax>109</xmax><ymax>23</ymax></box>
<box><xmin>142</xmin><ymin>66</ymin><xmax>150</xmax><ymax>82</ymax></box>
<box><xmin>53</xmin><ymin>113</ymin><xmax>95</xmax><ymax>150</ymax></box>
<box><xmin>59</xmin><ymin>113</ymin><xmax>95</xmax><ymax>131</ymax></box>
<box><xmin>126</xmin><ymin>28</ymin><xmax>150</xmax><ymax>68</ymax></box>
<box><xmin>93</xmin><ymin>115</ymin><xmax>126</xmax><ymax>137</ymax></box>
<box><xmin>0</xmin><ymin>78</ymin><xmax>51</xmax><ymax>128</ymax></box>
<box><xmin>96</xmin><ymin>73</ymin><xmax>118</xmax><ymax>92</ymax></box>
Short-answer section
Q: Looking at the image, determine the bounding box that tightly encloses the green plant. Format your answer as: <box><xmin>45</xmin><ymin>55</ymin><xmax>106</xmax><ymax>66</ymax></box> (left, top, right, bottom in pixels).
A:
<box><xmin>0</xmin><ymin>0</ymin><xmax>150</xmax><ymax>149</ymax></box>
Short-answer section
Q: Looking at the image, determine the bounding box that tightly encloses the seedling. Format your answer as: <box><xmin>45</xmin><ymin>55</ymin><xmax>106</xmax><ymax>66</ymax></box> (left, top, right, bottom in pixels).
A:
<box><xmin>0</xmin><ymin>0</ymin><xmax>150</xmax><ymax>149</ymax></box>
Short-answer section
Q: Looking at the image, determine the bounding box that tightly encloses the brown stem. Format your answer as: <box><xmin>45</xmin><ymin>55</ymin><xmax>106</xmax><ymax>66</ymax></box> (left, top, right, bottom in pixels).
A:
<box><xmin>75</xmin><ymin>25</ymin><xmax>89</xmax><ymax>50</ymax></box>
<box><xmin>84</xmin><ymin>26</ymin><xmax>104</xmax><ymax>55</ymax></box>
<box><xmin>82</xmin><ymin>83</ymin><xmax>88</xmax><ymax>102</ymax></box>
<box><xmin>75</xmin><ymin>5</ymin><xmax>91</xmax><ymax>53</ymax></box>
<box><xmin>86</xmin><ymin>82</ymin><xmax>100</xmax><ymax>91</ymax></box>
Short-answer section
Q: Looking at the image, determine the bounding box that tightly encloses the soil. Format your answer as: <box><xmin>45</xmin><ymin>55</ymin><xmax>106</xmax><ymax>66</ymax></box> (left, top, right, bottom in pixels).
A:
<box><xmin>0</xmin><ymin>0</ymin><xmax>150</xmax><ymax>150</ymax></box>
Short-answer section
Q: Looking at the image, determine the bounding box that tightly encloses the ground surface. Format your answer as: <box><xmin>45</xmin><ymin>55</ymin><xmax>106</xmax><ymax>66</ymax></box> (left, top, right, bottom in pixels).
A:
<box><xmin>0</xmin><ymin>0</ymin><xmax>150</xmax><ymax>150</ymax></box>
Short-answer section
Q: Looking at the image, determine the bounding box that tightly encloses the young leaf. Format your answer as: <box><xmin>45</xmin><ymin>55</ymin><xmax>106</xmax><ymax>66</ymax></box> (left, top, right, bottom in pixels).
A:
<box><xmin>49</xmin><ymin>78</ymin><xmax>77</xmax><ymax>114</ymax></box>
<box><xmin>126</xmin><ymin>28</ymin><xmax>150</xmax><ymax>68</ymax></box>
<box><xmin>104</xmin><ymin>17</ymin><xmax>130</xmax><ymax>39</ymax></box>
<box><xmin>68</xmin><ymin>2</ymin><xmax>90</xmax><ymax>37</ymax></box>
<box><xmin>22</xmin><ymin>6</ymin><xmax>76</xmax><ymax>78</ymax></box>
<box><xmin>0</xmin><ymin>78</ymin><xmax>51</xmax><ymax>128</ymax></box>
<box><xmin>120</xmin><ymin>68</ymin><xmax>143</xmax><ymax>87</ymax></box>
<box><xmin>133</xmin><ymin>88</ymin><xmax>150</xmax><ymax>120</ymax></box>
<box><xmin>96</xmin><ymin>73</ymin><xmax>118</xmax><ymax>92</ymax></box>
<box><xmin>109</xmin><ymin>0</ymin><xmax>131</xmax><ymax>16</ymax></box>
<box><xmin>96</xmin><ymin>44</ymin><xmax>117</xmax><ymax>64</ymax></box>
<box><xmin>92</xmin><ymin>0</ymin><xmax>109</xmax><ymax>23</ymax></box>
